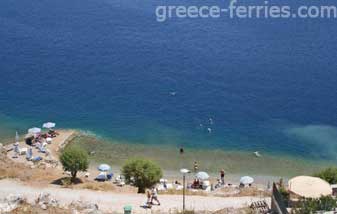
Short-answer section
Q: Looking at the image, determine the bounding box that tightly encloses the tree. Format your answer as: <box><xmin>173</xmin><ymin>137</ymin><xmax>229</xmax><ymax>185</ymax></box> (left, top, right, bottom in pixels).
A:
<box><xmin>122</xmin><ymin>158</ymin><xmax>163</xmax><ymax>193</ymax></box>
<box><xmin>60</xmin><ymin>146</ymin><xmax>89</xmax><ymax>182</ymax></box>
<box><xmin>314</xmin><ymin>167</ymin><xmax>337</xmax><ymax>184</ymax></box>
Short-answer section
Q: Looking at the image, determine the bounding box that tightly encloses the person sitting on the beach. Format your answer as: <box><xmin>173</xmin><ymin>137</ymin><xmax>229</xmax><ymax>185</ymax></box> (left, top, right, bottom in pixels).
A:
<box><xmin>192</xmin><ymin>179</ymin><xmax>200</xmax><ymax>189</ymax></box>
<box><xmin>150</xmin><ymin>187</ymin><xmax>160</xmax><ymax>205</ymax></box>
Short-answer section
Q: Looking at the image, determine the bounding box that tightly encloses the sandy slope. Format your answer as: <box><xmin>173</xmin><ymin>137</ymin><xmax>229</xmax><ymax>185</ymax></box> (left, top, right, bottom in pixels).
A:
<box><xmin>0</xmin><ymin>179</ymin><xmax>270</xmax><ymax>213</ymax></box>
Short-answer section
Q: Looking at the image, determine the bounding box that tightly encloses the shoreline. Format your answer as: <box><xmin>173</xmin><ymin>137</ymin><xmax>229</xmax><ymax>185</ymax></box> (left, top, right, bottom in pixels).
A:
<box><xmin>69</xmin><ymin>133</ymin><xmax>333</xmax><ymax>185</ymax></box>
<box><xmin>1</xmin><ymin>126</ymin><xmax>333</xmax><ymax>186</ymax></box>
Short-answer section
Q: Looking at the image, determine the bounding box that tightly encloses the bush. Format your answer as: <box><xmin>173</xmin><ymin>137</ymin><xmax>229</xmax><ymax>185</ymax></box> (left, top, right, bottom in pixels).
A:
<box><xmin>314</xmin><ymin>167</ymin><xmax>337</xmax><ymax>184</ymax></box>
<box><xmin>122</xmin><ymin>158</ymin><xmax>163</xmax><ymax>193</ymax></box>
<box><xmin>292</xmin><ymin>195</ymin><xmax>337</xmax><ymax>213</ymax></box>
<box><xmin>60</xmin><ymin>146</ymin><xmax>89</xmax><ymax>182</ymax></box>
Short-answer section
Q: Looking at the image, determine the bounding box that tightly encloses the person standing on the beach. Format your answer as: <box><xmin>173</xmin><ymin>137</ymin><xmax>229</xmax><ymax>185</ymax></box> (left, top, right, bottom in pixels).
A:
<box><xmin>150</xmin><ymin>187</ymin><xmax>160</xmax><ymax>205</ymax></box>
<box><xmin>193</xmin><ymin>161</ymin><xmax>198</xmax><ymax>173</ymax></box>
<box><xmin>220</xmin><ymin>169</ymin><xmax>225</xmax><ymax>185</ymax></box>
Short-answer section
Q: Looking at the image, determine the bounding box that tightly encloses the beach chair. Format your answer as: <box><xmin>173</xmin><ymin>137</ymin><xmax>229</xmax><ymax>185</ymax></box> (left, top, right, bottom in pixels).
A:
<box><xmin>32</xmin><ymin>156</ymin><xmax>42</xmax><ymax>162</ymax></box>
<box><xmin>95</xmin><ymin>172</ymin><xmax>108</xmax><ymax>181</ymax></box>
<box><xmin>26</xmin><ymin>148</ymin><xmax>33</xmax><ymax>160</ymax></box>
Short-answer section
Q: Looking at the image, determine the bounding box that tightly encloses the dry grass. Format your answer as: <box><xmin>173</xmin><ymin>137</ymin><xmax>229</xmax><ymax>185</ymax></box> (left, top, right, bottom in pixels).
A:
<box><xmin>78</xmin><ymin>181</ymin><xmax>117</xmax><ymax>191</ymax></box>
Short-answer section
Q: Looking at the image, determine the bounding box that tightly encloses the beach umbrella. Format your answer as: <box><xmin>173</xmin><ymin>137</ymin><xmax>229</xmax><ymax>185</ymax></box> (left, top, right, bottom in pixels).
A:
<box><xmin>46</xmin><ymin>137</ymin><xmax>52</xmax><ymax>142</ymax></box>
<box><xmin>98</xmin><ymin>164</ymin><xmax>111</xmax><ymax>172</ymax></box>
<box><xmin>43</xmin><ymin>122</ymin><xmax>56</xmax><ymax>129</ymax></box>
<box><xmin>196</xmin><ymin>171</ymin><xmax>210</xmax><ymax>180</ymax></box>
<box><xmin>28</xmin><ymin>127</ymin><xmax>41</xmax><ymax>134</ymax></box>
<box><xmin>15</xmin><ymin>131</ymin><xmax>19</xmax><ymax>143</ymax></box>
<box><xmin>240</xmin><ymin>176</ymin><xmax>254</xmax><ymax>185</ymax></box>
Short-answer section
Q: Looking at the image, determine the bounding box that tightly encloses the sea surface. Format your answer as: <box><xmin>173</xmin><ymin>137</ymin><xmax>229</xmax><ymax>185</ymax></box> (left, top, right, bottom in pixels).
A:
<box><xmin>0</xmin><ymin>0</ymin><xmax>337</xmax><ymax>162</ymax></box>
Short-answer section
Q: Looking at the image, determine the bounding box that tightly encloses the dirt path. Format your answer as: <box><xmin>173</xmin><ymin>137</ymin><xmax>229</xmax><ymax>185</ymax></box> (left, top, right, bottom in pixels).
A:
<box><xmin>0</xmin><ymin>179</ymin><xmax>270</xmax><ymax>213</ymax></box>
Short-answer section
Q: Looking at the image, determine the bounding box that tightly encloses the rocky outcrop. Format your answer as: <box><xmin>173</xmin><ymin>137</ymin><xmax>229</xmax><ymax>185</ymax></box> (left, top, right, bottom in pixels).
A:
<box><xmin>0</xmin><ymin>194</ymin><xmax>26</xmax><ymax>212</ymax></box>
<box><xmin>70</xmin><ymin>200</ymin><xmax>102</xmax><ymax>214</ymax></box>
<box><xmin>35</xmin><ymin>192</ymin><xmax>59</xmax><ymax>209</ymax></box>
<box><xmin>0</xmin><ymin>193</ymin><xmax>104</xmax><ymax>214</ymax></box>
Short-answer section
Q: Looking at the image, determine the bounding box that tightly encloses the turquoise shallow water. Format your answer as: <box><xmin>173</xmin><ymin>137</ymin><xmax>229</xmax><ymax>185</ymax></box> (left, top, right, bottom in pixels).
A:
<box><xmin>0</xmin><ymin>0</ymin><xmax>336</xmax><ymax>161</ymax></box>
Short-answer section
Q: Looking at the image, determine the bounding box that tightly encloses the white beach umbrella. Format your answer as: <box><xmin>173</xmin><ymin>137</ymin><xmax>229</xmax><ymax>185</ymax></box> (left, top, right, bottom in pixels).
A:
<box><xmin>196</xmin><ymin>171</ymin><xmax>210</xmax><ymax>180</ymax></box>
<box><xmin>98</xmin><ymin>164</ymin><xmax>111</xmax><ymax>172</ymax></box>
<box><xmin>28</xmin><ymin>127</ymin><xmax>41</xmax><ymax>134</ymax></box>
<box><xmin>240</xmin><ymin>176</ymin><xmax>254</xmax><ymax>185</ymax></box>
<box><xmin>43</xmin><ymin>122</ymin><xmax>56</xmax><ymax>129</ymax></box>
<box><xmin>15</xmin><ymin>131</ymin><xmax>19</xmax><ymax>142</ymax></box>
<box><xmin>46</xmin><ymin>137</ymin><xmax>52</xmax><ymax>142</ymax></box>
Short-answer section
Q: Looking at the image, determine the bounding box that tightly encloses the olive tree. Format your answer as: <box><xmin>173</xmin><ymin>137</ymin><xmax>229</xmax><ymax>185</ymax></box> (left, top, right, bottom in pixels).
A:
<box><xmin>122</xmin><ymin>158</ymin><xmax>163</xmax><ymax>193</ymax></box>
<box><xmin>60</xmin><ymin>146</ymin><xmax>89</xmax><ymax>182</ymax></box>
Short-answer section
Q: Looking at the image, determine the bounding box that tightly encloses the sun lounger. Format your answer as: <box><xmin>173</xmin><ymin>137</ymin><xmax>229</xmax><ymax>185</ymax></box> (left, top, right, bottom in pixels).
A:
<box><xmin>176</xmin><ymin>185</ymin><xmax>183</xmax><ymax>190</ymax></box>
<box><xmin>95</xmin><ymin>172</ymin><xmax>108</xmax><ymax>181</ymax></box>
<box><xmin>32</xmin><ymin>156</ymin><xmax>42</xmax><ymax>162</ymax></box>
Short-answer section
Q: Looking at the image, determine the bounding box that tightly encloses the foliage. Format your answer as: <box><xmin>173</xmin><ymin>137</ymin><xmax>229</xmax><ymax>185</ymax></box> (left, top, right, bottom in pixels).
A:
<box><xmin>314</xmin><ymin>167</ymin><xmax>337</xmax><ymax>184</ymax></box>
<box><xmin>279</xmin><ymin>186</ymin><xmax>290</xmax><ymax>206</ymax></box>
<box><xmin>60</xmin><ymin>146</ymin><xmax>89</xmax><ymax>182</ymax></box>
<box><xmin>122</xmin><ymin>158</ymin><xmax>163</xmax><ymax>193</ymax></box>
<box><xmin>292</xmin><ymin>196</ymin><xmax>337</xmax><ymax>214</ymax></box>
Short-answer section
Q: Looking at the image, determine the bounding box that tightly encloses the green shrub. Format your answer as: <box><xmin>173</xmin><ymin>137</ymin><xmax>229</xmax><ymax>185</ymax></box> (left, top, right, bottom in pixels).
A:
<box><xmin>292</xmin><ymin>196</ymin><xmax>337</xmax><ymax>214</ymax></box>
<box><xmin>60</xmin><ymin>146</ymin><xmax>89</xmax><ymax>182</ymax></box>
<box><xmin>314</xmin><ymin>167</ymin><xmax>337</xmax><ymax>184</ymax></box>
<box><xmin>122</xmin><ymin>158</ymin><xmax>162</xmax><ymax>193</ymax></box>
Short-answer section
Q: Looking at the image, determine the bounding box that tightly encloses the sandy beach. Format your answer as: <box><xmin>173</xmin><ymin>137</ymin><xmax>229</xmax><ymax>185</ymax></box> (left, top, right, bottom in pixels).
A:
<box><xmin>0</xmin><ymin>129</ymin><xmax>274</xmax><ymax>213</ymax></box>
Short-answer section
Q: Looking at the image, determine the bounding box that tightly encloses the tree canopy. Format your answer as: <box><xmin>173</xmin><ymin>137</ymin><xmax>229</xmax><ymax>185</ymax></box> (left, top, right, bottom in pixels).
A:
<box><xmin>122</xmin><ymin>158</ymin><xmax>163</xmax><ymax>193</ymax></box>
<box><xmin>60</xmin><ymin>145</ymin><xmax>89</xmax><ymax>182</ymax></box>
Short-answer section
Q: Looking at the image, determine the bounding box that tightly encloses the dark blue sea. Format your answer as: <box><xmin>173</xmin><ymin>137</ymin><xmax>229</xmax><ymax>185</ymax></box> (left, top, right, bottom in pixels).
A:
<box><xmin>0</xmin><ymin>0</ymin><xmax>336</xmax><ymax>160</ymax></box>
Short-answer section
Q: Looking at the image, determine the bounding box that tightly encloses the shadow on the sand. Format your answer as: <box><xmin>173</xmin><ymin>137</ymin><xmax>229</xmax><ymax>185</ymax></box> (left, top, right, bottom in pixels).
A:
<box><xmin>51</xmin><ymin>177</ymin><xmax>83</xmax><ymax>186</ymax></box>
